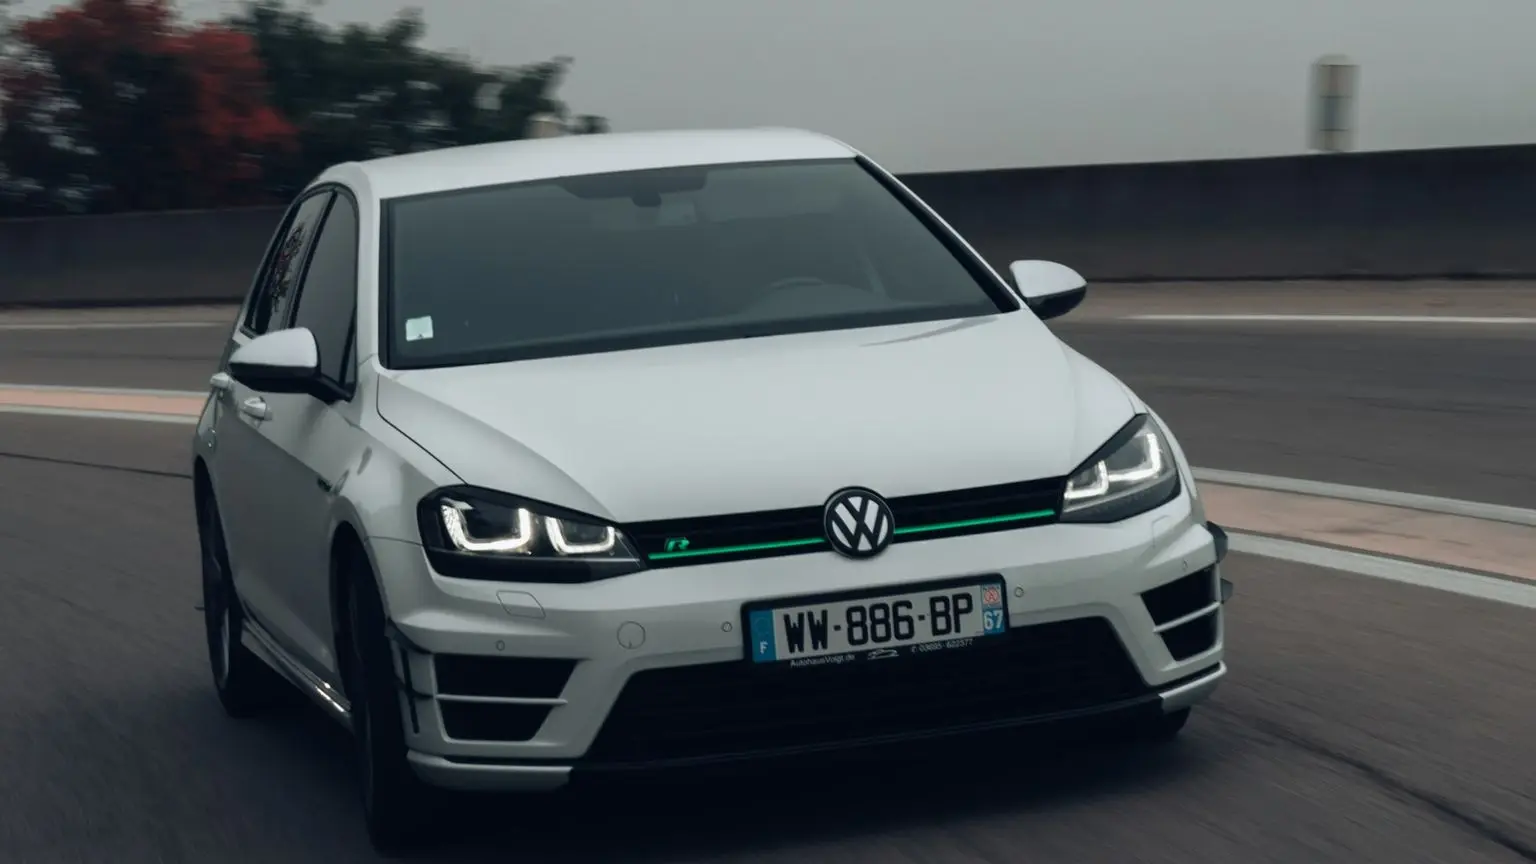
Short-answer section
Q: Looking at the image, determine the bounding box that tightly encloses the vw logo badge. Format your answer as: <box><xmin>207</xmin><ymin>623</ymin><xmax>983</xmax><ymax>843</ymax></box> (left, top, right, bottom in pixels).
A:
<box><xmin>823</xmin><ymin>487</ymin><xmax>895</xmax><ymax>559</ymax></box>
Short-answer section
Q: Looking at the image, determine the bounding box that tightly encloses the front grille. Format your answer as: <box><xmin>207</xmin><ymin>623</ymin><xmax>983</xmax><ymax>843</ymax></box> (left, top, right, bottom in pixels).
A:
<box><xmin>432</xmin><ymin>654</ymin><xmax>576</xmax><ymax>742</ymax></box>
<box><xmin>585</xmin><ymin>617</ymin><xmax>1148</xmax><ymax>765</ymax></box>
<box><xmin>888</xmin><ymin>478</ymin><xmax>1063</xmax><ymax>538</ymax></box>
<box><xmin>627</xmin><ymin>476</ymin><xmax>1066</xmax><ymax>567</ymax></box>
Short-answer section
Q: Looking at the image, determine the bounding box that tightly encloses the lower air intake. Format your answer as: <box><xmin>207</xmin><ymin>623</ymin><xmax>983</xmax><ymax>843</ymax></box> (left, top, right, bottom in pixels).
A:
<box><xmin>586</xmin><ymin>617</ymin><xmax>1149</xmax><ymax>765</ymax></box>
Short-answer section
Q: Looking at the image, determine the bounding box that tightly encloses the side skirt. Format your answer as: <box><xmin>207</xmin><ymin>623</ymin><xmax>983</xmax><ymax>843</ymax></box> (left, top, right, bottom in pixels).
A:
<box><xmin>242</xmin><ymin>612</ymin><xmax>354</xmax><ymax>730</ymax></box>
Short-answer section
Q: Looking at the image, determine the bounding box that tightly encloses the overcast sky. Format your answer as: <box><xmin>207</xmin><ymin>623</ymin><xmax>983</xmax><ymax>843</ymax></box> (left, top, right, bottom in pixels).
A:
<box><xmin>15</xmin><ymin>0</ymin><xmax>1536</xmax><ymax>172</ymax></box>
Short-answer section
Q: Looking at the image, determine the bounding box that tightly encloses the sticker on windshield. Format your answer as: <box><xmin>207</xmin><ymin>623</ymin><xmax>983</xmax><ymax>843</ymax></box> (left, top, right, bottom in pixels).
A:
<box><xmin>404</xmin><ymin>316</ymin><xmax>434</xmax><ymax>342</ymax></box>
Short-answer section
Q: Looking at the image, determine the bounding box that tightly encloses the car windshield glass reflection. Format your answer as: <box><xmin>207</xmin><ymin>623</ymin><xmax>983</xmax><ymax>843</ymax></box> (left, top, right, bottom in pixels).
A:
<box><xmin>383</xmin><ymin>158</ymin><xmax>1011</xmax><ymax>368</ymax></box>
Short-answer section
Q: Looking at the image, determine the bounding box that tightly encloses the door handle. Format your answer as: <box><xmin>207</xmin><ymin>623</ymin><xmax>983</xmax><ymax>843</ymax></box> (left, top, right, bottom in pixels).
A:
<box><xmin>209</xmin><ymin>372</ymin><xmax>233</xmax><ymax>393</ymax></box>
<box><xmin>239</xmin><ymin>397</ymin><xmax>269</xmax><ymax>421</ymax></box>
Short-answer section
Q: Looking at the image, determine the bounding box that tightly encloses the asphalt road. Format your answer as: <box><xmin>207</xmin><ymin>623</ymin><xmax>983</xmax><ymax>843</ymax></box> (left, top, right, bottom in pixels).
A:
<box><xmin>1</xmin><ymin>311</ymin><xmax>1534</xmax><ymax>862</ymax></box>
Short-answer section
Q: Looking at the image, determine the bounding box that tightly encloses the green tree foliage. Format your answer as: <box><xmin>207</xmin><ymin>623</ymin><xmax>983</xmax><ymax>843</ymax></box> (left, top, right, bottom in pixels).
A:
<box><xmin>221</xmin><ymin>0</ymin><xmax>608</xmax><ymax>199</ymax></box>
<box><xmin>0</xmin><ymin>0</ymin><xmax>606</xmax><ymax>216</ymax></box>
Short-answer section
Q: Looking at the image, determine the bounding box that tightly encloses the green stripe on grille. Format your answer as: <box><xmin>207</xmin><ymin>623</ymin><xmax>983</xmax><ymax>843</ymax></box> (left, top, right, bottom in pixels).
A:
<box><xmin>643</xmin><ymin>509</ymin><xmax>1056</xmax><ymax>561</ymax></box>
<box><xmin>646</xmin><ymin>537</ymin><xmax>824</xmax><ymax>561</ymax></box>
<box><xmin>891</xmin><ymin>509</ymin><xmax>1057</xmax><ymax>536</ymax></box>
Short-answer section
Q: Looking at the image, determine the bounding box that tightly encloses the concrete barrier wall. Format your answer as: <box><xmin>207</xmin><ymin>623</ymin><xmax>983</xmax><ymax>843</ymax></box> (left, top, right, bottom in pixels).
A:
<box><xmin>904</xmin><ymin>143</ymin><xmax>1536</xmax><ymax>282</ymax></box>
<box><xmin>4</xmin><ymin>143</ymin><xmax>1536</xmax><ymax>306</ymax></box>
<box><xmin>0</xmin><ymin>205</ymin><xmax>284</xmax><ymax>306</ymax></box>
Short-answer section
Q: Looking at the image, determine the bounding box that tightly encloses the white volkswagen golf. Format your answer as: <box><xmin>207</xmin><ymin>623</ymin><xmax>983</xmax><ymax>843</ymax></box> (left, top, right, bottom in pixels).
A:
<box><xmin>192</xmin><ymin>127</ymin><xmax>1231</xmax><ymax>852</ymax></box>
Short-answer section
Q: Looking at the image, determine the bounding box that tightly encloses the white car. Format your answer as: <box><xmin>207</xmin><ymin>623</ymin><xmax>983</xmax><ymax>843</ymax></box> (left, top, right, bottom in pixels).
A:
<box><xmin>192</xmin><ymin>127</ymin><xmax>1231</xmax><ymax>852</ymax></box>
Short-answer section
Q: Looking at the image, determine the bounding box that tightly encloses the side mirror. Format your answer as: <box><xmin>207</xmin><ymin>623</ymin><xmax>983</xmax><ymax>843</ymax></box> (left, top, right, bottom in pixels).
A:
<box><xmin>228</xmin><ymin>327</ymin><xmax>321</xmax><ymax>395</ymax></box>
<box><xmin>1009</xmin><ymin>260</ymin><xmax>1087</xmax><ymax>321</ymax></box>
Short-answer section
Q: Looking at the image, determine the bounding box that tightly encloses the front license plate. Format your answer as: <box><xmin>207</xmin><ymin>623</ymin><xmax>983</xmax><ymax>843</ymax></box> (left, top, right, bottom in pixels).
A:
<box><xmin>746</xmin><ymin>578</ymin><xmax>1008</xmax><ymax>667</ymax></box>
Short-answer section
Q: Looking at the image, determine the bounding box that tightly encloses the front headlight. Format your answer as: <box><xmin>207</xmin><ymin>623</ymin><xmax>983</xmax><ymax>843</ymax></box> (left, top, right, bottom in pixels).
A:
<box><xmin>416</xmin><ymin>486</ymin><xmax>643</xmax><ymax>582</ymax></box>
<box><xmin>1060</xmin><ymin>414</ymin><xmax>1181</xmax><ymax>523</ymax></box>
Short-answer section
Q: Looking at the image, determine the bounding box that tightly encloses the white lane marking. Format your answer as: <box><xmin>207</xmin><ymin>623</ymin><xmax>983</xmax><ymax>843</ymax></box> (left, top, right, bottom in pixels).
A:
<box><xmin>1123</xmin><ymin>314</ymin><xmax>1536</xmax><ymax>324</ymax></box>
<box><xmin>0</xmin><ymin>382</ymin><xmax>207</xmax><ymax>399</ymax></box>
<box><xmin>1230</xmin><ymin>532</ymin><xmax>1536</xmax><ymax>610</ymax></box>
<box><xmin>0</xmin><ymin>321</ymin><xmax>226</xmax><ymax>332</ymax></box>
<box><xmin>1195</xmin><ymin>468</ymin><xmax>1536</xmax><ymax>528</ymax></box>
<box><xmin>0</xmin><ymin>405</ymin><xmax>198</xmax><ymax>424</ymax></box>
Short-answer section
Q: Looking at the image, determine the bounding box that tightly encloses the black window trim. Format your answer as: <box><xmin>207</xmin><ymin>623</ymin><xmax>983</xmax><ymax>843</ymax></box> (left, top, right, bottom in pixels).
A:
<box><xmin>238</xmin><ymin>185</ymin><xmax>336</xmax><ymax>339</ymax></box>
<box><xmin>283</xmin><ymin>185</ymin><xmax>363</xmax><ymax>402</ymax></box>
<box><xmin>855</xmin><ymin>155</ymin><xmax>1023</xmax><ymax>311</ymax></box>
<box><xmin>375</xmin><ymin>155</ymin><xmax>1023</xmax><ymax>372</ymax></box>
<box><xmin>236</xmin><ymin>182</ymin><xmax>360</xmax><ymax>403</ymax></box>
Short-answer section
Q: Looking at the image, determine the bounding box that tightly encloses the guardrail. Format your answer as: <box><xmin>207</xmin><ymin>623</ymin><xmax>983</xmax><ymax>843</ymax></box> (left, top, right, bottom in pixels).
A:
<box><xmin>4</xmin><ymin>143</ymin><xmax>1536</xmax><ymax>307</ymax></box>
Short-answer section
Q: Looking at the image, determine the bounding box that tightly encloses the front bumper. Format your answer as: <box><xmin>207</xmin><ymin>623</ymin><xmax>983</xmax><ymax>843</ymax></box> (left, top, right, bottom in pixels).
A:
<box><xmin>372</xmin><ymin>497</ymin><xmax>1230</xmax><ymax>793</ymax></box>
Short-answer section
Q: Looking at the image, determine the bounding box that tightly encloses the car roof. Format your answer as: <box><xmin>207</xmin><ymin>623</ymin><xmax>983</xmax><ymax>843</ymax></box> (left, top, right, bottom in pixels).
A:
<box><xmin>321</xmin><ymin>127</ymin><xmax>861</xmax><ymax>203</ymax></box>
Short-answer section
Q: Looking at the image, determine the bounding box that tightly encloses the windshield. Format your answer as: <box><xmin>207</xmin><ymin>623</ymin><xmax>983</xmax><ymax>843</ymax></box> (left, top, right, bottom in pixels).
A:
<box><xmin>381</xmin><ymin>157</ymin><xmax>1016</xmax><ymax>368</ymax></box>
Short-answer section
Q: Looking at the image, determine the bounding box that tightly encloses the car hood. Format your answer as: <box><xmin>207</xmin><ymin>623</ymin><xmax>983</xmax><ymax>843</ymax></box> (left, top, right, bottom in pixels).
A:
<box><xmin>376</xmin><ymin>313</ymin><xmax>1139</xmax><ymax>523</ymax></box>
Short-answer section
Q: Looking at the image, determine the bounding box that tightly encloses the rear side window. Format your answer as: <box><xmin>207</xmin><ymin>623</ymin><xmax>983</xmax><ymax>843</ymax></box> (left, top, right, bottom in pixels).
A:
<box><xmin>245</xmin><ymin>192</ymin><xmax>333</xmax><ymax>334</ymax></box>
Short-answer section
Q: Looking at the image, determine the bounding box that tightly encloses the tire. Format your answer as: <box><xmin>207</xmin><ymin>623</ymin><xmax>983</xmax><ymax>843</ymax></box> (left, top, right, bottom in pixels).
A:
<box><xmin>340</xmin><ymin>554</ymin><xmax>441</xmax><ymax>855</ymax></box>
<box><xmin>198</xmin><ymin>490</ymin><xmax>277</xmax><ymax>718</ymax></box>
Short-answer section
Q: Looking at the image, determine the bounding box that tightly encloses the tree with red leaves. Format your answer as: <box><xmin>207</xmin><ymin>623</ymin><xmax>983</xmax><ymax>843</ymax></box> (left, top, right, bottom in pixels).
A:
<box><xmin>0</xmin><ymin>0</ymin><xmax>295</xmax><ymax>214</ymax></box>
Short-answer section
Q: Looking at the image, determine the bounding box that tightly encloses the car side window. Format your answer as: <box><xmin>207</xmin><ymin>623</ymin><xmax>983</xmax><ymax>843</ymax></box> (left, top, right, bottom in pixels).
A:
<box><xmin>243</xmin><ymin>192</ymin><xmax>334</xmax><ymax>335</ymax></box>
<box><xmin>290</xmin><ymin>194</ymin><xmax>360</xmax><ymax>390</ymax></box>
